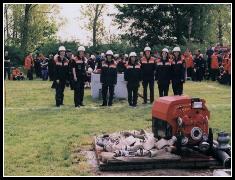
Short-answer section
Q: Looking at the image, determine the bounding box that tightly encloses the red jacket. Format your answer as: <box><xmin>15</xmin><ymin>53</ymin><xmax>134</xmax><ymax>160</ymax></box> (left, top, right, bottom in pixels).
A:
<box><xmin>210</xmin><ymin>54</ymin><xmax>219</xmax><ymax>69</ymax></box>
<box><xmin>24</xmin><ymin>55</ymin><xmax>33</xmax><ymax>70</ymax></box>
<box><xmin>185</xmin><ymin>54</ymin><xmax>193</xmax><ymax>68</ymax></box>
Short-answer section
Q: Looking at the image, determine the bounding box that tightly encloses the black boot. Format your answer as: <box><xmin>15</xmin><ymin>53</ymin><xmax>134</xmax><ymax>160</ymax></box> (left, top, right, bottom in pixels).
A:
<box><xmin>108</xmin><ymin>101</ymin><xmax>112</xmax><ymax>106</ymax></box>
<box><xmin>100</xmin><ymin>101</ymin><xmax>107</xmax><ymax>106</ymax></box>
<box><xmin>61</xmin><ymin>95</ymin><xmax>64</xmax><ymax>105</ymax></box>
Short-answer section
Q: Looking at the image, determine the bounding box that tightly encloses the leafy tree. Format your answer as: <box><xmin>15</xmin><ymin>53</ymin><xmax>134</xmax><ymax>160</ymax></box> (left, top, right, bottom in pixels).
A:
<box><xmin>114</xmin><ymin>4</ymin><xmax>231</xmax><ymax>47</ymax></box>
<box><xmin>80</xmin><ymin>4</ymin><xmax>107</xmax><ymax>47</ymax></box>
<box><xmin>4</xmin><ymin>4</ymin><xmax>59</xmax><ymax>55</ymax></box>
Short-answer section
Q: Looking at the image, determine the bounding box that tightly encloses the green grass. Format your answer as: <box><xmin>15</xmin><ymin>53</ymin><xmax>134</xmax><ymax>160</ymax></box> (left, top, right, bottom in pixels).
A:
<box><xmin>4</xmin><ymin>80</ymin><xmax>231</xmax><ymax>176</ymax></box>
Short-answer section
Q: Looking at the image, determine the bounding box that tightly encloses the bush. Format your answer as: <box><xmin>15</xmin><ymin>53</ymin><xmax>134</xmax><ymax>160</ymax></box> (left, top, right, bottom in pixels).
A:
<box><xmin>4</xmin><ymin>46</ymin><xmax>25</xmax><ymax>66</ymax></box>
<box><xmin>5</xmin><ymin>41</ymin><xmax>210</xmax><ymax>65</ymax></box>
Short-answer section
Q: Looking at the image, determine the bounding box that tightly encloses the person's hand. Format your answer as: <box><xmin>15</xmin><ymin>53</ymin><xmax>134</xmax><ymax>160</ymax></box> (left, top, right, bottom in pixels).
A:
<box><xmin>56</xmin><ymin>80</ymin><xmax>59</xmax><ymax>84</ymax></box>
<box><xmin>74</xmin><ymin>77</ymin><xmax>77</xmax><ymax>82</ymax></box>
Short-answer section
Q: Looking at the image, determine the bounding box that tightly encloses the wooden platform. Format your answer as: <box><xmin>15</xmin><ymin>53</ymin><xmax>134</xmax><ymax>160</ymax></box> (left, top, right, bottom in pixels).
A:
<box><xmin>93</xmin><ymin>137</ymin><xmax>223</xmax><ymax>171</ymax></box>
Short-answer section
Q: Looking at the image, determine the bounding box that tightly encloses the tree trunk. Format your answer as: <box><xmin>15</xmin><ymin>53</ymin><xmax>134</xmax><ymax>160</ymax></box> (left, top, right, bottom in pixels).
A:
<box><xmin>173</xmin><ymin>6</ymin><xmax>181</xmax><ymax>44</ymax></box>
<box><xmin>198</xmin><ymin>8</ymin><xmax>204</xmax><ymax>44</ymax></box>
<box><xmin>21</xmin><ymin>4</ymin><xmax>32</xmax><ymax>54</ymax></box>
<box><xmin>4</xmin><ymin>5</ymin><xmax>10</xmax><ymax>42</ymax></box>
<box><xmin>93</xmin><ymin>5</ymin><xmax>99</xmax><ymax>47</ymax></box>
<box><xmin>12</xmin><ymin>7</ymin><xmax>17</xmax><ymax>39</ymax></box>
<box><xmin>5</xmin><ymin>7</ymin><xmax>9</xmax><ymax>38</ymax></box>
<box><xmin>218</xmin><ymin>12</ymin><xmax>223</xmax><ymax>46</ymax></box>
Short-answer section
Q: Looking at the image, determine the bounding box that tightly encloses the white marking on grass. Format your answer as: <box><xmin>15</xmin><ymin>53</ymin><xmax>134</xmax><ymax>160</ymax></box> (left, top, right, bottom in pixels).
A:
<box><xmin>208</xmin><ymin>104</ymin><xmax>231</xmax><ymax>108</ymax></box>
<box><xmin>5</xmin><ymin>104</ymin><xmax>152</xmax><ymax>110</ymax></box>
<box><xmin>205</xmin><ymin>84</ymin><xmax>229</xmax><ymax>90</ymax></box>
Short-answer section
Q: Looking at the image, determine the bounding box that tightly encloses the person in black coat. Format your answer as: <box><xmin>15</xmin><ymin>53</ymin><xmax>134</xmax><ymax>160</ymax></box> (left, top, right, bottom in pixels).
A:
<box><xmin>193</xmin><ymin>50</ymin><xmax>206</xmax><ymax>82</ymax></box>
<box><xmin>72</xmin><ymin>46</ymin><xmax>87</xmax><ymax>108</ymax></box>
<box><xmin>53</xmin><ymin>46</ymin><xmax>69</xmax><ymax>107</ymax></box>
<box><xmin>34</xmin><ymin>53</ymin><xmax>42</xmax><ymax>78</ymax></box>
<box><xmin>140</xmin><ymin>46</ymin><xmax>156</xmax><ymax>104</ymax></box>
<box><xmin>100</xmin><ymin>50</ymin><xmax>117</xmax><ymax>106</ymax></box>
<box><xmin>171</xmin><ymin>47</ymin><xmax>186</xmax><ymax>95</ymax></box>
<box><xmin>124</xmin><ymin>52</ymin><xmax>142</xmax><ymax>107</ymax></box>
<box><xmin>155</xmin><ymin>48</ymin><xmax>172</xmax><ymax>97</ymax></box>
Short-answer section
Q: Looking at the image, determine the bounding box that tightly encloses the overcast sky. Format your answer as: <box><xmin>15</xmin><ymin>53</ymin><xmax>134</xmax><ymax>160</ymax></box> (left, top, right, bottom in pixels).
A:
<box><xmin>56</xmin><ymin>4</ymin><xmax>121</xmax><ymax>46</ymax></box>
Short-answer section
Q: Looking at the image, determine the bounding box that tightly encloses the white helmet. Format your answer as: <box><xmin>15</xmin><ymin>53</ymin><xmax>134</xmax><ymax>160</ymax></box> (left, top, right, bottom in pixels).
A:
<box><xmin>78</xmin><ymin>46</ymin><xmax>85</xmax><ymax>51</ymax></box>
<box><xmin>144</xmin><ymin>47</ymin><xmax>151</xmax><ymax>51</ymax></box>
<box><xmin>101</xmin><ymin>53</ymin><xmax>105</xmax><ymax>57</ymax></box>
<box><xmin>162</xmin><ymin>48</ymin><xmax>169</xmax><ymax>53</ymax></box>
<box><xmin>173</xmin><ymin>47</ymin><xmax>181</xmax><ymax>52</ymax></box>
<box><xmin>91</xmin><ymin>55</ymin><xmax>95</xmax><ymax>59</ymax></box>
<box><xmin>58</xmin><ymin>46</ymin><xmax>66</xmax><ymax>51</ymax></box>
<box><xmin>124</xmin><ymin>54</ymin><xmax>129</xmax><ymax>58</ymax></box>
<box><xmin>88</xmin><ymin>67</ymin><xmax>93</xmax><ymax>73</ymax></box>
<box><xmin>106</xmin><ymin>50</ymin><xmax>113</xmax><ymax>56</ymax></box>
<box><xmin>114</xmin><ymin>54</ymin><xmax>119</xmax><ymax>58</ymax></box>
<box><xmin>129</xmin><ymin>52</ymin><xmax>137</xmax><ymax>57</ymax></box>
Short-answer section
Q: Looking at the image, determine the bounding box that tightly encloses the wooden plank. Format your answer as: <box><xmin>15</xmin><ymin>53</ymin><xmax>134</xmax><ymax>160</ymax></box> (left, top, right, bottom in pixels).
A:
<box><xmin>114</xmin><ymin>153</ymin><xmax>181</xmax><ymax>163</ymax></box>
<box><xmin>93</xmin><ymin>137</ymin><xmax>223</xmax><ymax>171</ymax></box>
<box><xmin>98</xmin><ymin>159</ymin><xmax>222</xmax><ymax>171</ymax></box>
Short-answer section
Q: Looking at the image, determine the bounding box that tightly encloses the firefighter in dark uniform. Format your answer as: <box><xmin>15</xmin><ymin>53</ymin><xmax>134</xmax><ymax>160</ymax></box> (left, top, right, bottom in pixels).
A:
<box><xmin>100</xmin><ymin>50</ymin><xmax>117</xmax><ymax>106</ymax></box>
<box><xmin>72</xmin><ymin>46</ymin><xmax>87</xmax><ymax>108</ymax></box>
<box><xmin>124</xmin><ymin>52</ymin><xmax>141</xmax><ymax>107</ymax></box>
<box><xmin>193</xmin><ymin>50</ymin><xmax>206</xmax><ymax>82</ymax></box>
<box><xmin>140</xmin><ymin>46</ymin><xmax>156</xmax><ymax>104</ymax></box>
<box><xmin>155</xmin><ymin>48</ymin><xmax>172</xmax><ymax>97</ymax></box>
<box><xmin>54</xmin><ymin>46</ymin><xmax>69</xmax><ymax>107</ymax></box>
<box><xmin>171</xmin><ymin>47</ymin><xmax>186</xmax><ymax>95</ymax></box>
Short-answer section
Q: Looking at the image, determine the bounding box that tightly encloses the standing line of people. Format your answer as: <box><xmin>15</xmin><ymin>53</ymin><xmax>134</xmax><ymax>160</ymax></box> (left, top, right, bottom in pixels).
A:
<box><xmin>7</xmin><ymin>44</ymin><xmax>228</xmax><ymax>108</ymax></box>
<box><xmin>51</xmin><ymin>45</ymin><xmax>188</xmax><ymax>108</ymax></box>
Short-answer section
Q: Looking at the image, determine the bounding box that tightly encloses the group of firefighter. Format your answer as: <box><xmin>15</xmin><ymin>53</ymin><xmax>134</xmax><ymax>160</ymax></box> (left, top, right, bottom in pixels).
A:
<box><xmin>184</xmin><ymin>46</ymin><xmax>231</xmax><ymax>85</ymax></box>
<box><xmin>57</xmin><ymin>45</ymin><xmax>187</xmax><ymax>108</ymax></box>
<box><xmin>4</xmin><ymin>44</ymin><xmax>231</xmax><ymax>108</ymax></box>
<box><xmin>4</xmin><ymin>51</ymin><xmax>51</xmax><ymax>81</ymax></box>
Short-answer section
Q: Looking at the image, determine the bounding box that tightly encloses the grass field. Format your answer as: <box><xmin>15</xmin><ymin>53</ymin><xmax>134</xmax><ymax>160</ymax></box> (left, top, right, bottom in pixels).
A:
<box><xmin>4</xmin><ymin>79</ymin><xmax>231</xmax><ymax>176</ymax></box>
